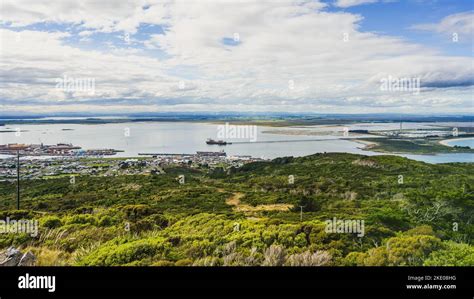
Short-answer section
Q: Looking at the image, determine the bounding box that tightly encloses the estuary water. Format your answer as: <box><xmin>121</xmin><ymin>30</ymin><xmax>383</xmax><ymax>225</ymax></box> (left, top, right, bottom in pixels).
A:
<box><xmin>0</xmin><ymin>121</ymin><xmax>472</xmax><ymax>163</ymax></box>
<box><xmin>442</xmin><ymin>138</ymin><xmax>474</xmax><ymax>148</ymax></box>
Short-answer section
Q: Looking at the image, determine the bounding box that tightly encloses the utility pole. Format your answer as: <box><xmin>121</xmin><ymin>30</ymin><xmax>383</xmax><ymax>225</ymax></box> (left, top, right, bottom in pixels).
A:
<box><xmin>300</xmin><ymin>206</ymin><xmax>303</xmax><ymax>222</ymax></box>
<box><xmin>16</xmin><ymin>150</ymin><xmax>20</xmax><ymax>210</ymax></box>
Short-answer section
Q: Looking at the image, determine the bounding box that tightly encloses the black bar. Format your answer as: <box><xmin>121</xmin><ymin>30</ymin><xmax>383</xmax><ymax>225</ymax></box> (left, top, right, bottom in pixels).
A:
<box><xmin>0</xmin><ymin>266</ymin><xmax>471</xmax><ymax>298</ymax></box>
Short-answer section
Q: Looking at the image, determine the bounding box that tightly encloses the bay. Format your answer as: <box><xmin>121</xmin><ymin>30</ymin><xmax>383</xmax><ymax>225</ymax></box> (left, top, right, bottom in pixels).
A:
<box><xmin>0</xmin><ymin>122</ymin><xmax>472</xmax><ymax>163</ymax></box>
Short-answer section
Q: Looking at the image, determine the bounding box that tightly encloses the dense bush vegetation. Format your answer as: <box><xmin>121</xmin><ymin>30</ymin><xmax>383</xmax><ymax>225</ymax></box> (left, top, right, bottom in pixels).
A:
<box><xmin>0</xmin><ymin>153</ymin><xmax>472</xmax><ymax>266</ymax></box>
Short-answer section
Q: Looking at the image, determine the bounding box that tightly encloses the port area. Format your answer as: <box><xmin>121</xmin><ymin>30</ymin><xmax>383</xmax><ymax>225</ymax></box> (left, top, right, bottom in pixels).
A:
<box><xmin>0</xmin><ymin>143</ymin><xmax>122</xmax><ymax>157</ymax></box>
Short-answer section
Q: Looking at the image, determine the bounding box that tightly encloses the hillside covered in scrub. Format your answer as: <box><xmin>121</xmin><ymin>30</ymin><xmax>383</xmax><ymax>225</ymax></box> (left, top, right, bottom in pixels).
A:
<box><xmin>0</xmin><ymin>153</ymin><xmax>473</xmax><ymax>266</ymax></box>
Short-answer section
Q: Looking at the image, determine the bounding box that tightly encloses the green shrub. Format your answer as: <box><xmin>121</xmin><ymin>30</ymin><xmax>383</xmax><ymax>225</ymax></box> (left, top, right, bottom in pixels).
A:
<box><xmin>122</xmin><ymin>205</ymin><xmax>154</xmax><ymax>221</ymax></box>
<box><xmin>58</xmin><ymin>226</ymin><xmax>119</xmax><ymax>252</ymax></box>
<box><xmin>356</xmin><ymin>235</ymin><xmax>443</xmax><ymax>266</ymax></box>
<box><xmin>424</xmin><ymin>242</ymin><xmax>474</xmax><ymax>266</ymax></box>
<box><xmin>145</xmin><ymin>214</ymin><xmax>169</xmax><ymax>228</ymax></box>
<box><xmin>64</xmin><ymin>214</ymin><xmax>98</xmax><ymax>226</ymax></box>
<box><xmin>40</xmin><ymin>216</ymin><xmax>63</xmax><ymax>229</ymax></box>
<box><xmin>342</xmin><ymin>251</ymin><xmax>365</xmax><ymax>266</ymax></box>
<box><xmin>0</xmin><ymin>232</ymin><xmax>33</xmax><ymax>248</ymax></box>
<box><xmin>403</xmin><ymin>225</ymin><xmax>436</xmax><ymax>237</ymax></box>
<box><xmin>0</xmin><ymin>210</ymin><xmax>33</xmax><ymax>220</ymax></box>
<box><xmin>186</xmin><ymin>240</ymin><xmax>216</xmax><ymax>259</ymax></box>
<box><xmin>175</xmin><ymin>259</ymin><xmax>193</xmax><ymax>266</ymax></box>
<box><xmin>78</xmin><ymin>237</ymin><xmax>170</xmax><ymax>266</ymax></box>
<box><xmin>98</xmin><ymin>215</ymin><xmax>114</xmax><ymax>227</ymax></box>
<box><xmin>131</xmin><ymin>219</ymin><xmax>155</xmax><ymax>232</ymax></box>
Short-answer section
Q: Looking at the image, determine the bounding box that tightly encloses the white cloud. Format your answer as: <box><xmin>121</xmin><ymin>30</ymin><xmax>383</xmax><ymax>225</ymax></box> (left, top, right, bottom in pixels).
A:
<box><xmin>0</xmin><ymin>0</ymin><xmax>162</xmax><ymax>33</ymax></box>
<box><xmin>0</xmin><ymin>1</ymin><xmax>472</xmax><ymax>114</ymax></box>
<box><xmin>411</xmin><ymin>12</ymin><xmax>474</xmax><ymax>39</ymax></box>
<box><xmin>334</xmin><ymin>0</ymin><xmax>379</xmax><ymax>8</ymax></box>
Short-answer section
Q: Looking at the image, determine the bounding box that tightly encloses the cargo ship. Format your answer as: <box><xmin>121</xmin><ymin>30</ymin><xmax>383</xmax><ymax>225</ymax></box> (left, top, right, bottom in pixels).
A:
<box><xmin>206</xmin><ymin>139</ymin><xmax>231</xmax><ymax>145</ymax></box>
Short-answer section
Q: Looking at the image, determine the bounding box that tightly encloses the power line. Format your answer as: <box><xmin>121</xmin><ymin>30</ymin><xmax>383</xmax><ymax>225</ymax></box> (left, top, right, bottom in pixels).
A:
<box><xmin>16</xmin><ymin>150</ymin><xmax>20</xmax><ymax>210</ymax></box>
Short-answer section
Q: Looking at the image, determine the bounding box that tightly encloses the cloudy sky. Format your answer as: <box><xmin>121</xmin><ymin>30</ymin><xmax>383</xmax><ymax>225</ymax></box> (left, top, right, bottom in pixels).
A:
<box><xmin>0</xmin><ymin>0</ymin><xmax>473</xmax><ymax>114</ymax></box>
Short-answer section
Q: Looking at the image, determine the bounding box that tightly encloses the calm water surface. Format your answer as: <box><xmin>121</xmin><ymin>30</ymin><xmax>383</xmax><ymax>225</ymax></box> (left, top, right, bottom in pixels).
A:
<box><xmin>443</xmin><ymin>138</ymin><xmax>474</xmax><ymax>148</ymax></box>
<box><xmin>0</xmin><ymin>122</ymin><xmax>472</xmax><ymax>163</ymax></box>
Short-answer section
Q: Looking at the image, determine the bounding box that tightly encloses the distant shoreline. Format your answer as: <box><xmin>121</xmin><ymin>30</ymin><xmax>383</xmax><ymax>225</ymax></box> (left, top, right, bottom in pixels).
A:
<box><xmin>439</xmin><ymin>137</ymin><xmax>474</xmax><ymax>147</ymax></box>
<box><xmin>1</xmin><ymin>115</ymin><xmax>474</xmax><ymax>127</ymax></box>
<box><xmin>353</xmin><ymin>139</ymin><xmax>379</xmax><ymax>150</ymax></box>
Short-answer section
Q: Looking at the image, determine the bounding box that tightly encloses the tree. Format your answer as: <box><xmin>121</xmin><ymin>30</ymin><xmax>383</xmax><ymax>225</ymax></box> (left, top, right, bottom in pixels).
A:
<box><xmin>423</xmin><ymin>242</ymin><xmax>474</xmax><ymax>266</ymax></box>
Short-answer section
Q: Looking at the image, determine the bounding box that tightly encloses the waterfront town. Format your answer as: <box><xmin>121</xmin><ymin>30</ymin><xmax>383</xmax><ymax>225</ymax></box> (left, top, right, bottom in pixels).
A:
<box><xmin>0</xmin><ymin>149</ymin><xmax>266</xmax><ymax>182</ymax></box>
